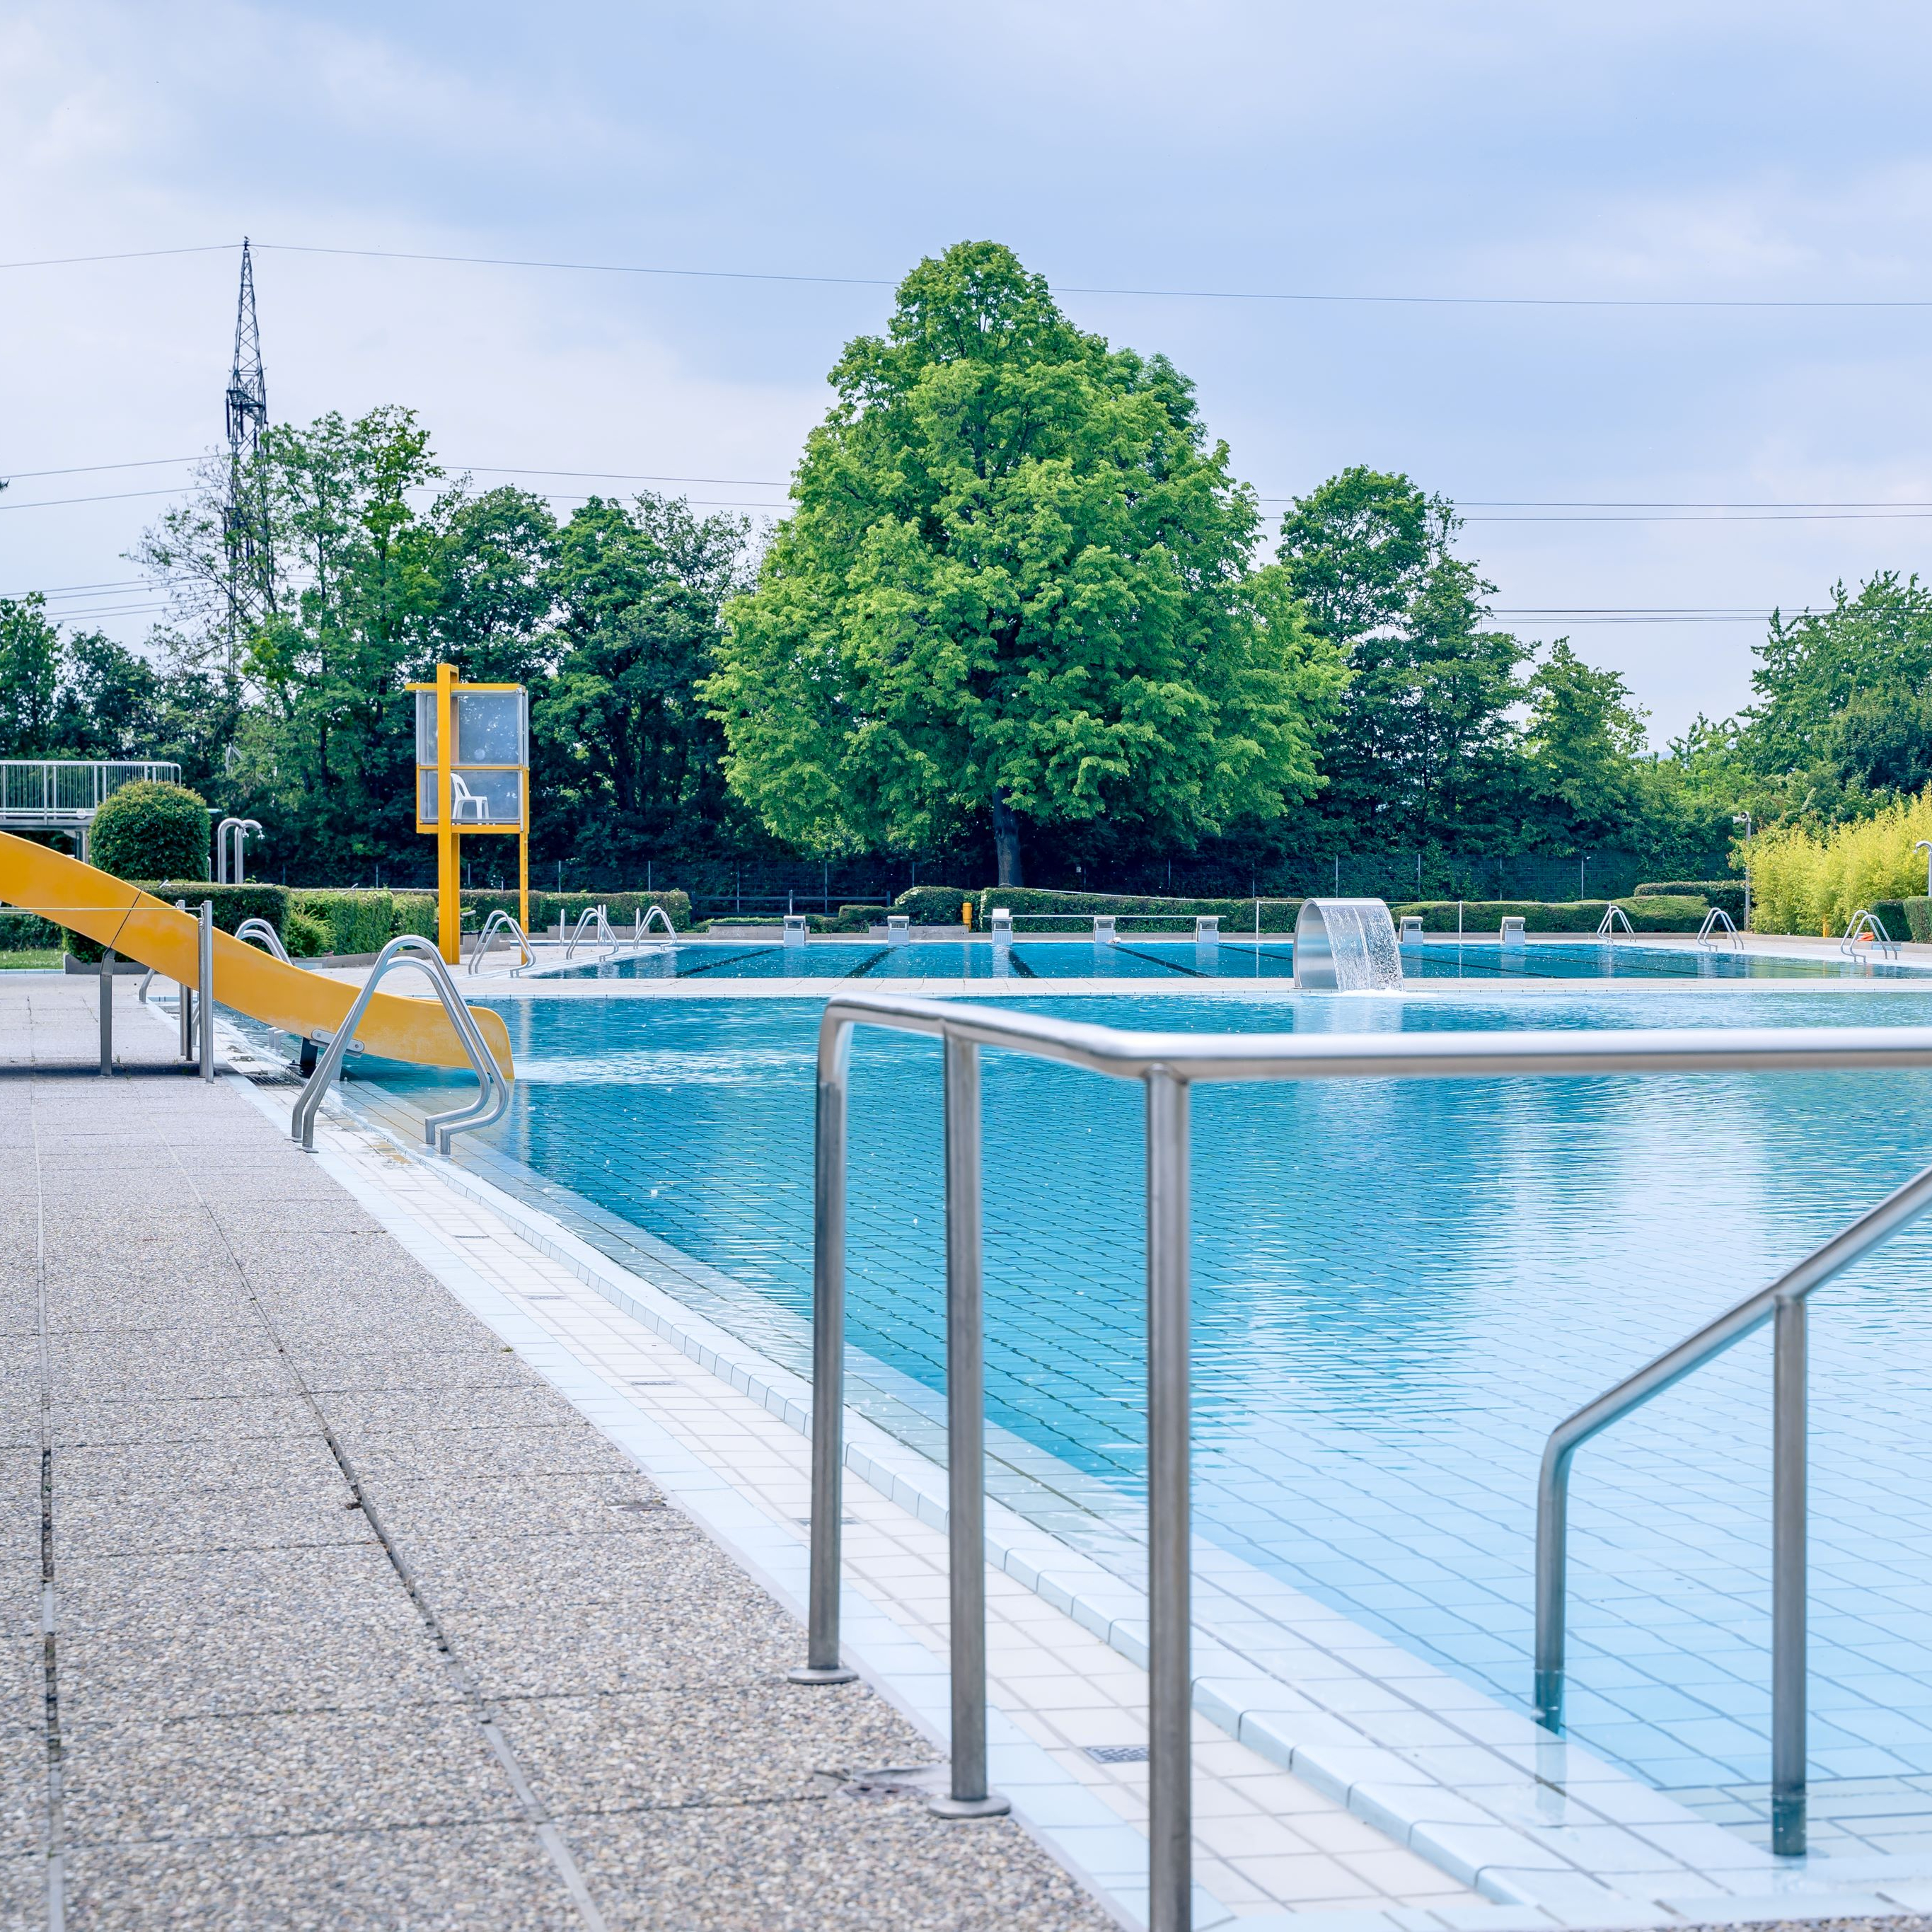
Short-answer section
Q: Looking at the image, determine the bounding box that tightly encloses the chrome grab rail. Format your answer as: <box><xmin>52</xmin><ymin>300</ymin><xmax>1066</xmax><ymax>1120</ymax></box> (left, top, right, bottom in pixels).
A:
<box><xmin>640</xmin><ymin>903</ymin><xmax>676</xmax><ymax>937</ymax></box>
<box><xmin>1534</xmin><ymin>1152</ymin><xmax>1932</xmax><ymax>1856</ymax></box>
<box><xmin>234</xmin><ymin>915</ymin><xmax>292</xmax><ymax>964</ymax></box>
<box><xmin>468</xmin><ymin>909</ymin><xmax>533</xmax><ymax>974</ymax></box>
<box><xmin>1698</xmin><ymin>906</ymin><xmax>1744</xmax><ymax>949</ymax></box>
<box><xmin>1595</xmin><ymin>903</ymin><xmax>1634</xmax><ymax>937</ymax></box>
<box><xmin>1842</xmin><ymin>908</ymin><xmax>1899</xmax><ymax>960</ymax></box>
<box><xmin>290</xmin><ymin>935</ymin><xmax>510</xmax><ymax>1155</ymax></box>
<box><xmin>799</xmin><ymin>992</ymin><xmax>1932</xmax><ymax>1926</ymax></box>
<box><xmin>562</xmin><ymin>905</ymin><xmax>619</xmax><ymax>959</ymax></box>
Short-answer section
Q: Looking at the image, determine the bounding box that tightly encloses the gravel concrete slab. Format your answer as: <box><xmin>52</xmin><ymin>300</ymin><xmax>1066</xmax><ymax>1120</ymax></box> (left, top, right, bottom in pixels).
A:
<box><xmin>54</xmin><ymin>1435</ymin><xmax>347</xmax><ymax>1498</ymax></box>
<box><xmin>566</xmin><ymin>1797</ymin><xmax>1113</xmax><ymax>1932</ymax></box>
<box><xmin>55</xmin><ymin>1546</ymin><xmax>412</xmax><ymax>1636</ymax></box>
<box><xmin>50</xmin><ymin>1355</ymin><xmax>303</xmax><ymax>1407</ymax></box>
<box><xmin>0</xmin><ymin>1730</ymin><xmax>45</xmax><ymax>1858</ymax></box>
<box><xmin>52</xmin><ymin>1396</ymin><xmax>319</xmax><ymax>1449</ymax></box>
<box><xmin>377</xmin><ymin>1522</ymin><xmax>712</xmax><ymax>1614</ymax></box>
<box><xmin>345</xmin><ymin>1425</ymin><xmax>643</xmax><ymax>1486</ymax></box>
<box><xmin>364</xmin><ymin>1471</ymin><xmax>668</xmax><ymax>1542</ymax></box>
<box><xmin>494</xmin><ymin>1682</ymin><xmax>929</xmax><ymax>1813</ymax></box>
<box><xmin>440</xmin><ymin>1598</ymin><xmax>799</xmax><ymax>1698</ymax></box>
<box><xmin>292</xmin><ymin>1353</ymin><xmax>538</xmax><ymax>1398</ymax></box>
<box><xmin>61</xmin><ymin>1706</ymin><xmax>521</xmax><ymax>1843</ymax></box>
<box><xmin>59</xmin><ymin>1620</ymin><xmax>458</xmax><ymax>1725</ymax></box>
<box><xmin>321</xmin><ymin>1384</ymin><xmax>589</xmax><ymax>1440</ymax></box>
<box><xmin>54</xmin><ymin>1486</ymin><xmax>369</xmax><ymax>1561</ymax></box>
<box><xmin>0</xmin><ymin>1852</ymin><xmax>42</xmax><ymax>1932</ymax></box>
<box><xmin>62</xmin><ymin>1824</ymin><xmax>577</xmax><ymax>1930</ymax></box>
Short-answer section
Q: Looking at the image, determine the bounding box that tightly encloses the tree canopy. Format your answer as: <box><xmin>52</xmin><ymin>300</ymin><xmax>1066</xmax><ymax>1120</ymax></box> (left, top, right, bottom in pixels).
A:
<box><xmin>706</xmin><ymin>241</ymin><xmax>1348</xmax><ymax>883</ymax></box>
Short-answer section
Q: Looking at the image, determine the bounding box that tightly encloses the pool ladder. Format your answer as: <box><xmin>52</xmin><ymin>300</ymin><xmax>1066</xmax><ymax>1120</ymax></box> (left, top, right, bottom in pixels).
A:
<box><xmin>1698</xmin><ymin>906</ymin><xmax>1744</xmax><ymax>949</ymax></box>
<box><xmin>289</xmin><ymin>935</ymin><xmax>511</xmax><ymax>1156</ymax></box>
<box><xmin>1841</xmin><ymin>908</ymin><xmax>1899</xmax><ymax>960</ymax></box>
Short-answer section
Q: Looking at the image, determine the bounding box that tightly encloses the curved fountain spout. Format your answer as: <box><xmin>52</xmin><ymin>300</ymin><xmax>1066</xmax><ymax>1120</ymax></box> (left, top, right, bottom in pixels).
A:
<box><xmin>1294</xmin><ymin>898</ymin><xmax>1404</xmax><ymax>990</ymax></box>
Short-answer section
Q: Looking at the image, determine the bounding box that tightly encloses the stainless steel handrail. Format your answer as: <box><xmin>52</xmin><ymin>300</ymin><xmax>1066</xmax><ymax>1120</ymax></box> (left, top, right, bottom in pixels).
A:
<box><xmin>1534</xmin><ymin>1152</ymin><xmax>1932</xmax><ymax>1856</ymax></box>
<box><xmin>562</xmin><ymin>905</ymin><xmax>615</xmax><ymax>959</ymax></box>
<box><xmin>1842</xmin><ymin>908</ymin><xmax>1899</xmax><ymax>960</ymax></box>
<box><xmin>468</xmin><ymin>909</ymin><xmax>533</xmax><ymax>974</ymax></box>
<box><xmin>797</xmin><ymin>990</ymin><xmax>1932</xmax><ymax>1929</ymax></box>
<box><xmin>1698</xmin><ymin>906</ymin><xmax>1744</xmax><ymax>949</ymax></box>
<box><xmin>289</xmin><ymin>935</ymin><xmax>510</xmax><ymax>1155</ymax></box>
<box><xmin>640</xmin><ymin>903</ymin><xmax>676</xmax><ymax>937</ymax></box>
<box><xmin>234</xmin><ymin>916</ymin><xmax>292</xmax><ymax>964</ymax></box>
<box><xmin>1595</xmin><ymin>903</ymin><xmax>1635</xmax><ymax>937</ymax></box>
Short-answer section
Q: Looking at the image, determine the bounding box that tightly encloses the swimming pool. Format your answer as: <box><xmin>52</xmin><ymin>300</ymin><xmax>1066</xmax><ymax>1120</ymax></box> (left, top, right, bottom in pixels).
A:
<box><xmin>360</xmin><ymin>987</ymin><xmax>1932</xmax><ymax>1846</ymax></box>
<box><xmin>547</xmin><ymin>938</ymin><xmax>1931</xmax><ymax>981</ymax></box>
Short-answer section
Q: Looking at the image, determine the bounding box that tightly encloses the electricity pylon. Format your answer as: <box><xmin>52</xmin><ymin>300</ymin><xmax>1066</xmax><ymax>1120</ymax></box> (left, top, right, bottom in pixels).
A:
<box><xmin>222</xmin><ymin>236</ymin><xmax>274</xmax><ymax>669</ymax></box>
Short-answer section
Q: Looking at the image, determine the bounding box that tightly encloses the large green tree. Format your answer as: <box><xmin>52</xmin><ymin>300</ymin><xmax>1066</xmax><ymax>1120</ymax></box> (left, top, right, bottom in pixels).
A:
<box><xmin>1278</xmin><ymin>469</ymin><xmax>1525</xmax><ymax>851</ymax></box>
<box><xmin>0</xmin><ymin>596</ymin><xmax>62</xmax><ymax>756</ymax></box>
<box><xmin>707</xmin><ymin>241</ymin><xmax>1346</xmax><ymax>884</ymax></box>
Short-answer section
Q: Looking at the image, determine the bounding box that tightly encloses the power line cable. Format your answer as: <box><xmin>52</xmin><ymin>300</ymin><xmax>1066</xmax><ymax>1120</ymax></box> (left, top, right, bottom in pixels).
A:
<box><xmin>13</xmin><ymin>236</ymin><xmax>1932</xmax><ymax>311</ymax></box>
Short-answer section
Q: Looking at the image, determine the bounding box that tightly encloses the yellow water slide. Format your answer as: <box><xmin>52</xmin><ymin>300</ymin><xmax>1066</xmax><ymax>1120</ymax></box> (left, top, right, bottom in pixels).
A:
<box><xmin>0</xmin><ymin>831</ymin><xmax>513</xmax><ymax>1077</ymax></box>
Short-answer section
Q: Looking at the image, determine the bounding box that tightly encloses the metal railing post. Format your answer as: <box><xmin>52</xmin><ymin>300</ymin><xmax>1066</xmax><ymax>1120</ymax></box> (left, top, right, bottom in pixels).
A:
<box><xmin>1145</xmin><ymin>1067</ymin><xmax>1192</xmax><ymax>1932</ymax></box>
<box><xmin>931</xmin><ymin>1035</ymin><xmax>1008</xmax><ymax>1818</ymax></box>
<box><xmin>791</xmin><ymin>1009</ymin><xmax>859</xmax><ymax>1686</ymax></box>
<box><xmin>197</xmin><ymin>900</ymin><xmax>214</xmax><ymax>1081</ymax></box>
<box><xmin>98</xmin><ymin>947</ymin><xmax>115</xmax><ymax>1075</ymax></box>
<box><xmin>1772</xmin><ymin>1293</ymin><xmax>1807</xmax><ymax>1856</ymax></box>
<box><xmin>175</xmin><ymin>899</ymin><xmax>192</xmax><ymax>1061</ymax></box>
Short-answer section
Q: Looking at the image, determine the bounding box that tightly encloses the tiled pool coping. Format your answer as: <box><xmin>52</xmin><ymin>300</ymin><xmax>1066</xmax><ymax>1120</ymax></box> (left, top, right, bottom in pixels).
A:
<box><xmin>310</xmin><ymin>1029</ymin><xmax>1932</xmax><ymax>1926</ymax></box>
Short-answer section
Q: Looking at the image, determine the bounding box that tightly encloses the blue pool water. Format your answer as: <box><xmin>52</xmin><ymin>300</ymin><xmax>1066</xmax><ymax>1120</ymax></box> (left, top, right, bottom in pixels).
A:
<box><xmin>549</xmin><ymin>939</ymin><xmax>1928</xmax><ymax>982</ymax></box>
<box><xmin>368</xmin><ymin>988</ymin><xmax>1932</xmax><ymax>1820</ymax></box>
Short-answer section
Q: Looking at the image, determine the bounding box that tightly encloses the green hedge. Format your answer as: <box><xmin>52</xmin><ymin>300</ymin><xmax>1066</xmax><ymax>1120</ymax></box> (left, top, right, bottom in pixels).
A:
<box><xmin>1392</xmin><ymin>896</ymin><xmax>1712</xmax><ymax>934</ymax></box>
<box><xmin>1636</xmin><ymin>879</ymin><xmax>1745</xmax><ymax>920</ymax></box>
<box><xmin>831</xmin><ymin>903</ymin><xmax>889</xmax><ymax>932</ymax></box>
<box><xmin>289</xmin><ymin>889</ymin><xmax>398</xmax><ymax>958</ymax></box>
<box><xmin>394</xmin><ymin>891</ymin><xmax>436</xmax><ymax>939</ymax></box>
<box><xmin>892</xmin><ymin>885</ymin><xmax>977</xmax><ymax>925</ymax></box>
<box><xmin>1868</xmin><ymin>898</ymin><xmax>1931</xmax><ymax>944</ymax></box>
<box><xmin>973</xmin><ymin>886</ymin><xmax>1305</xmax><ymax>935</ymax></box>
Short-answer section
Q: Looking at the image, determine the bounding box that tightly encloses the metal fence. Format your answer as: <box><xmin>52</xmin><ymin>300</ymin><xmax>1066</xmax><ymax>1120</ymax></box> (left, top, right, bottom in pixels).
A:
<box><xmin>797</xmin><ymin>991</ymin><xmax>1932</xmax><ymax>1926</ymax></box>
<box><xmin>0</xmin><ymin>760</ymin><xmax>183</xmax><ymax>827</ymax></box>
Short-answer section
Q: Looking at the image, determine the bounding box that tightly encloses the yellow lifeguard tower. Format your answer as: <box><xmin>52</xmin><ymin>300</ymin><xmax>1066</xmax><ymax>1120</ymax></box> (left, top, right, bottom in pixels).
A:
<box><xmin>410</xmin><ymin>661</ymin><xmax>529</xmax><ymax>964</ymax></box>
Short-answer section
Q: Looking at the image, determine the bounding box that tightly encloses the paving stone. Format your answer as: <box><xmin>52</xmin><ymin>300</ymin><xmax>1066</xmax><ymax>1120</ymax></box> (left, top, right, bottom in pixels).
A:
<box><xmin>54</xmin><ymin>1486</ymin><xmax>366</xmax><ymax>1561</ymax></box>
<box><xmin>322</xmin><ymin>1383</ymin><xmax>587</xmax><ymax>1440</ymax></box>
<box><xmin>377</xmin><ymin>1522</ymin><xmax>711</xmax><ymax>1614</ymax></box>
<box><xmin>440</xmin><ymin>1596</ymin><xmax>798</xmax><ymax>1697</ymax></box>
<box><xmin>0</xmin><ymin>1730</ymin><xmax>43</xmax><ymax>1858</ymax></box>
<box><xmin>61</xmin><ymin>1825</ymin><xmax>578</xmax><ymax>1930</ymax></box>
<box><xmin>50</xmin><ymin>1353</ymin><xmax>302</xmax><ymax>1407</ymax></box>
<box><xmin>345</xmin><ymin>1425</ymin><xmax>642</xmax><ymax>1486</ymax></box>
<box><xmin>59</xmin><ymin>1619</ymin><xmax>458</xmax><ymax>1725</ymax></box>
<box><xmin>54</xmin><ymin>1435</ymin><xmax>345</xmax><ymax>1498</ymax></box>
<box><xmin>0</xmin><ymin>1853</ymin><xmax>43</xmax><ymax>1931</ymax></box>
<box><xmin>494</xmin><ymin>1681</ymin><xmax>928</xmax><ymax>1812</ymax></box>
<box><xmin>52</xmin><ymin>1396</ymin><xmax>318</xmax><ymax>1449</ymax></box>
<box><xmin>56</xmin><ymin>1545</ymin><xmax>409</xmax><ymax>1636</ymax></box>
<box><xmin>364</xmin><ymin>1471</ymin><xmax>666</xmax><ymax>1542</ymax></box>
<box><xmin>290</xmin><ymin>1353</ymin><xmax>536</xmax><ymax>1399</ymax></box>
<box><xmin>566</xmin><ymin>1798</ymin><xmax>1112</xmax><ymax>1932</ymax></box>
<box><xmin>60</xmin><ymin>1706</ymin><xmax>521</xmax><ymax>1843</ymax></box>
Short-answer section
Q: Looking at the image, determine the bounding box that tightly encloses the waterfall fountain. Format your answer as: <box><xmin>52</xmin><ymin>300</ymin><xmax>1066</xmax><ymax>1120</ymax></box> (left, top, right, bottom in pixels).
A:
<box><xmin>1293</xmin><ymin>898</ymin><xmax>1404</xmax><ymax>990</ymax></box>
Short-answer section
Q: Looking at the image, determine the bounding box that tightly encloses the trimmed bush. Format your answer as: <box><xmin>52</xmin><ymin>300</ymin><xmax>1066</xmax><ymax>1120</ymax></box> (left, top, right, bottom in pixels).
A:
<box><xmin>831</xmin><ymin>903</ymin><xmax>890</xmax><ymax>932</ymax></box>
<box><xmin>975</xmin><ymin>886</ymin><xmax>1305</xmax><ymax>935</ymax></box>
<box><xmin>893</xmin><ymin>885</ymin><xmax>977</xmax><ymax>925</ymax></box>
<box><xmin>89</xmin><ymin>781</ymin><xmax>209</xmax><ymax>882</ymax></box>
<box><xmin>1392</xmin><ymin>896</ymin><xmax>1711</xmax><ymax>934</ymax></box>
<box><xmin>1747</xmin><ymin>791</ymin><xmax>1932</xmax><ymax>934</ymax></box>
<box><xmin>289</xmin><ymin>890</ymin><xmax>396</xmax><ymax>957</ymax></box>
<box><xmin>282</xmin><ymin>908</ymin><xmax>330</xmax><ymax>957</ymax></box>
<box><xmin>393</xmin><ymin>891</ymin><xmax>436</xmax><ymax>939</ymax></box>
<box><xmin>1635</xmin><ymin>879</ymin><xmax>1745</xmax><ymax>920</ymax></box>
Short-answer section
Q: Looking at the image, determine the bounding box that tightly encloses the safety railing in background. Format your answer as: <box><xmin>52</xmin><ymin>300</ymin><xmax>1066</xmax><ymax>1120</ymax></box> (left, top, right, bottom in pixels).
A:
<box><xmin>797</xmin><ymin>991</ymin><xmax>1932</xmax><ymax>1928</ymax></box>
<box><xmin>290</xmin><ymin>935</ymin><xmax>509</xmax><ymax>1155</ymax></box>
<box><xmin>1698</xmin><ymin>906</ymin><xmax>1745</xmax><ymax>949</ymax></box>
<box><xmin>1595</xmin><ymin>903</ymin><xmax>1635</xmax><ymax>938</ymax></box>
<box><xmin>0</xmin><ymin>760</ymin><xmax>181</xmax><ymax>828</ymax></box>
<box><xmin>1842</xmin><ymin>909</ymin><xmax>1899</xmax><ymax>961</ymax></box>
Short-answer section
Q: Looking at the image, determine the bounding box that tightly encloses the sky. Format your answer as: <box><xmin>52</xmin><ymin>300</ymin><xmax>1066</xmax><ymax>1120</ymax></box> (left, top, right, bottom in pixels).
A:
<box><xmin>6</xmin><ymin>0</ymin><xmax>1932</xmax><ymax>742</ymax></box>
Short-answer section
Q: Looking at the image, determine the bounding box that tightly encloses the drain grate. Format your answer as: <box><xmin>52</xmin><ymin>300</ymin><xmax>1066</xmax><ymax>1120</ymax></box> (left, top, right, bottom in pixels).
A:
<box><xmin>1084</xmin><ymin>1745</ymin><xmax>1148</xmax><ymax>1764</ymax></box>
<box><xmin>628</xmin><ymin>1378</ymin><xmax>678</xmax><ymax>1386</ymax></box>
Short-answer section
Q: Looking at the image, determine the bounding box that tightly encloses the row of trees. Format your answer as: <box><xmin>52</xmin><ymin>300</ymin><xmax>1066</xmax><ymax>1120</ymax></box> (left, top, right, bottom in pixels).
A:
<box><xmin>3</xmin><ymin>241</ymin><xmax>1916</xmax><ymax>891</ymax></box>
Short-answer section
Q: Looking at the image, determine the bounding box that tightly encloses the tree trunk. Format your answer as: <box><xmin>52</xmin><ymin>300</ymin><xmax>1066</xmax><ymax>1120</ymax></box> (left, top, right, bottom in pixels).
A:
<box><xmin>992</xmin><ymin>789</ymin><xmax>1024</xmax><ymax>886</ymax></box>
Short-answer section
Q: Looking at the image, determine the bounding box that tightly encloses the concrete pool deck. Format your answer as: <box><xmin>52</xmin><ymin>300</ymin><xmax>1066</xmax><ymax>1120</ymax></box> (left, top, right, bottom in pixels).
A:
<box><xmin>0</xmin><ymin>978</ymin><xmax>1116</xmax><ymax>1930</ymax></box>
